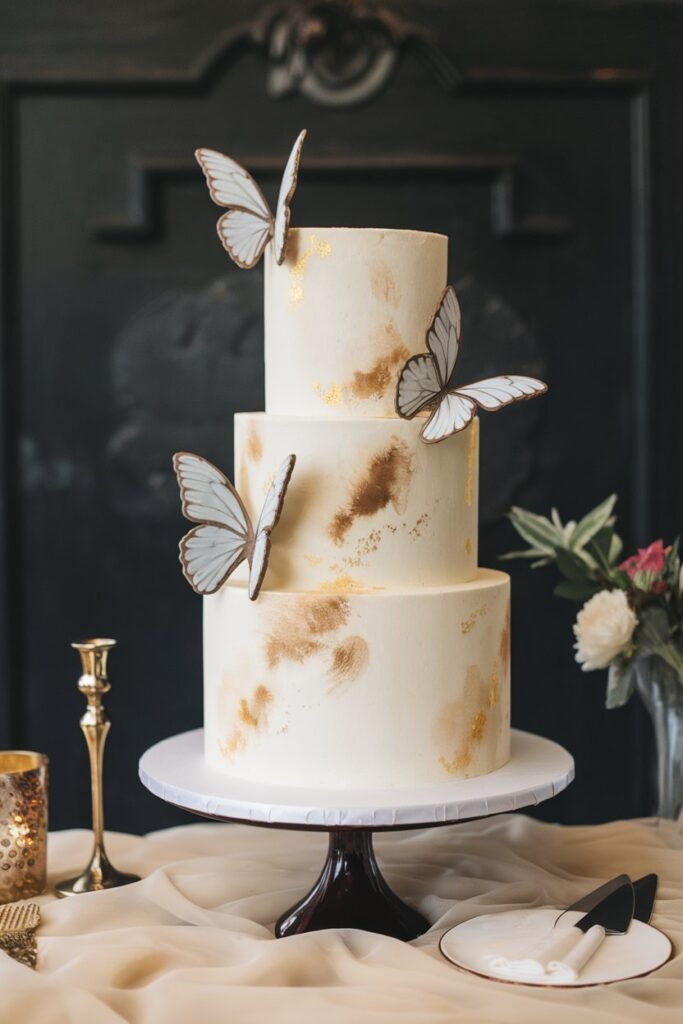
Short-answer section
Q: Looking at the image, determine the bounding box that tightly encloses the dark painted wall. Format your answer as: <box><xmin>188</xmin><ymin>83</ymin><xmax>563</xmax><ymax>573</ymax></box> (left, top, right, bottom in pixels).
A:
<box><xmin>1</xmin><ymin>1</ymin><xmax>682</xmax><ymax>832</ymax></box>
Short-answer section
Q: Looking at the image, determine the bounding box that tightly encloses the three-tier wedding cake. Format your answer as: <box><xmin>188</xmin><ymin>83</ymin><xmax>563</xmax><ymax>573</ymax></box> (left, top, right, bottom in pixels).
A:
<box><xmin>174</xmin><ymin>131</ymin><xmax>546</xmax><ymax>791</ymax></box>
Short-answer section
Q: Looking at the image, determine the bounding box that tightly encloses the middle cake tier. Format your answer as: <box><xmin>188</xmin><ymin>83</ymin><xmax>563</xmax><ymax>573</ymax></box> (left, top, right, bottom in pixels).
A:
<box><xmin>235</xmin><ymin>412</ymin><xmax>479</xmax><ymax>590</ymax></box>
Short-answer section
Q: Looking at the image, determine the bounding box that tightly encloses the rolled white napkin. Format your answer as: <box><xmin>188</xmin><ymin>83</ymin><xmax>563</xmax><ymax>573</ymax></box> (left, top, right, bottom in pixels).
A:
<box><xmin>487</xmin><ymin>924</ymin><xmax>607</xmax><ymax>983</ymax></box>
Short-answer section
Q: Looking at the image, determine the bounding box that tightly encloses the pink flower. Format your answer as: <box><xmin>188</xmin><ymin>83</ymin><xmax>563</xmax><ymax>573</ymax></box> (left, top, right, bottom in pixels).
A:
<box><xmin>619</xmin><ymin>540</ymin><xmax>670</xmax><ymax>579</ymax></box>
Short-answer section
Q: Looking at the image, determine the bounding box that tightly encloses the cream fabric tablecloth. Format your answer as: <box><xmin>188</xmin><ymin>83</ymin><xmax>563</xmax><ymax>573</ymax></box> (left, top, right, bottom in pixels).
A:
<box><xmin>2</xmin><ymin>814</ymin><xmax>682</xmax><ymax>1023</ymax></box>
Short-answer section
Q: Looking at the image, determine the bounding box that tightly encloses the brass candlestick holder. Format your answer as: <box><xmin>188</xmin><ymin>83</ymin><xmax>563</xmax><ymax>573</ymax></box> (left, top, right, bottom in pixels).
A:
<box><xmin>55</xmin><ymin>639</ymin><xmax>140</xmax><ymax>897</ymax></box>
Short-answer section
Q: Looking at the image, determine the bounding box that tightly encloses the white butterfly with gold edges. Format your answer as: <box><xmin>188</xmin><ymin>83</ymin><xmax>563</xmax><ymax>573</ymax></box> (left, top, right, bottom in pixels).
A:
<box><xmin>396</xmin><ymin>285</ymin><xmax>548</xmax><ymax>443</ymax></box>
<box><xmin>173</xmin><ymin>452</ymin><xmax>296</xmax><ymax>600</ymax></box>
<box><xmin>195</xmin><ymin>129</ymin><xmax>306</xmax><ymax>269</ymax></box>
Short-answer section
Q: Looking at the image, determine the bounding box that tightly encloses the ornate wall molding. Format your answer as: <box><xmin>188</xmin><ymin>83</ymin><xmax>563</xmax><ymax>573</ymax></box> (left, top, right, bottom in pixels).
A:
<box><xmin>91</xmin><ymin>153</ymin><xmax>571</xmax><ymax>243</ymax></box>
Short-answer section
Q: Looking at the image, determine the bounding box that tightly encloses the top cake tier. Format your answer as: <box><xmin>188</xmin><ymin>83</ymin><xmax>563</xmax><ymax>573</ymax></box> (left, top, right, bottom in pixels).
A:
<box><xmin>265</xmin><ymin>227</ymin><xmax>447</xmax><ymax>417</ymax></box>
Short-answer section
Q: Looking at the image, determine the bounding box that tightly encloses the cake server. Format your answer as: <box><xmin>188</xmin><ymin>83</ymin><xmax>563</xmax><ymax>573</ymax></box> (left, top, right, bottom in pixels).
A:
<box><xmin>632</xmin><ymin>873</ymin><xmax>658</xmax><ymax>924</ymax></box>
<box><xmin>557</xmin><ymin>873</ymin><xmax>632</xmax><ymax>920</ymax></box>
<box><xmin>555</xmin><ymin>872</ymin><xmax>657</xmax><ymax>925</ymax></box>
<box><xmin>489</xmin><ymin>880</ymin><xmax>635</xmax><ymax>981</ymax></box>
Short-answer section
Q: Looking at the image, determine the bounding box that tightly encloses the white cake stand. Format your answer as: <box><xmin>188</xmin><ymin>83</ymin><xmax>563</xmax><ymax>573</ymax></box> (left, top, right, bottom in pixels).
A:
<box><xmin>139</xmin><ymin>728</ymin><xmax>574</xmax><ymax>941</ymax></box>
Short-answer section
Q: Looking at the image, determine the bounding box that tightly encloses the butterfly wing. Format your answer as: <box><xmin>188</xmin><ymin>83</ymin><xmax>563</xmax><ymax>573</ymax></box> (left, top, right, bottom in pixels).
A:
<box><xmin>248</xmin><ymin>454</ymin><xmax>296</xmax><ymax>600</ymax></box>
<box><xmin>174</xmin><ymin>452</ymin><xmax>252</xmax><ymax>533</ymax></box>
<box><xmin>396</xmin><ymin>354</ymin><xmax>443</xmax><ymax>418</ymax></box>
<box><xmin>195</xmin><ymin>149</ymin><xmax>272</xmax><ymax>218</ymax></box>
<box><xmin>274</xmin><ymin>130</ymin><xmax>307</xmax><ymax>266</ymax></box>
<box><xmin>421</xmin><ymin>393</ymin><xmax>476</xmax><ymax>443</ymax></box>
<box><xmin>426</xmin><ymin>285</ymin><xmax>461</xmax><ymax>387</ymax></box>
<box><xmin>195</xmin><ymin>148</ymin><xmax>274</xmax><ymax>269</ymax></box>
<box><xmin>173</xmin><ymin>452</ymin><xmax>254</xmax><ymax>595</ymax></box>
<box><xmin>217</xmin><ymin>210</ymin><xmax>273</xmax><ymax>269</ymax></box>
<box><xmin>455</xmin><ymin>375</ymin><xmax>548</xmax><ymax>411</ymax></box>
<box><xmin>179</xmin><ymin>524</ymin><xmax>249</xmax><ymax>595</ymax></box>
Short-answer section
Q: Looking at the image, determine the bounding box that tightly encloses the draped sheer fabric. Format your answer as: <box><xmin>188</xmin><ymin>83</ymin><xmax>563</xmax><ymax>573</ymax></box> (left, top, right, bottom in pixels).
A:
<box><xmin>3</xmin><ymin>814</ymin><xmax>682</xmax><ymax>1023</ymax></box>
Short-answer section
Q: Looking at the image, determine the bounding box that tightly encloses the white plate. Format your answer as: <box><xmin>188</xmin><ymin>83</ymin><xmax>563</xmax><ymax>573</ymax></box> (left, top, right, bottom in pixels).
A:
<box><xmin>139</xmin><ymin>728</ymin><xmax>574</xmax><ymax>829</ymax></box>
<box><xmin>440</xmin><ymin>908</ymin><xmax>672</xmax><ymax>987</ymax></box>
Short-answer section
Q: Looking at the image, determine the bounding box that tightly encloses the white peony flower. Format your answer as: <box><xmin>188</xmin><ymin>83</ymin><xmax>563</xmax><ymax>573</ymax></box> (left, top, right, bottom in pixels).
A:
<box><xmin>573</xmin><ymin>589</ymin><xmax>637</xmax><ymax>671</ymax></box>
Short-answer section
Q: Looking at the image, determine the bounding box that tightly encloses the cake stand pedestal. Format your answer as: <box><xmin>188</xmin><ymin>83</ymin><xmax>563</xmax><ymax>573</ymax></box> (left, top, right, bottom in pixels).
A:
<box><xmin>139</xmin><ymin>728</ymin><xmax>573</xmax><ymax>941</ymax></box>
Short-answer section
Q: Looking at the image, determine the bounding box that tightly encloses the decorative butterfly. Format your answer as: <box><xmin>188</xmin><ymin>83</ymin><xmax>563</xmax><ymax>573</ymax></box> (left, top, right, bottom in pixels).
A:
<box><xmin>396</xmin><ymin>286</ymin><xmax>548</xmax><ymax>443</ymax></box>
<box><xmin>195</xmin><ymin>129</ymin><xmax>307</xmax><ymax>269</ymax></box>
<box><xmin>173</xmin><ymin>452</ymin><xmax>296</xmax><ymax>600</ymax></box>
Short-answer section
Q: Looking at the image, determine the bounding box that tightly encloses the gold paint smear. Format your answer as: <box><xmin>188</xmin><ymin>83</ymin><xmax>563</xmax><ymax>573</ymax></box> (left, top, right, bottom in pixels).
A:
<box><xmin>499</xmin><ymin>600</ymin><xmax>511</xmax><ymax>664</ymax></box>
<box><xmin>488</xmin><ymin>669</ymin><xmax>499</xmax><ymax>708</ymax></box>
<box><xmin>238</xmin><ymin>684</ymin><xmax>273</xmax><ymax>728</ymax></box>
<box><xmin>328</xmin><ymin>635</ymin><xmax>369</xmax><ymax>690</ymax></box>
<box><xmin>440</xmin><ymin>750</ymin><xmax>472</xmax><ymax>774</ymax></box>
<box><xmin>349</xmin><ymin>342</ymin><xmax>410</xmax><ymax>401</ymax></box>
<box><xmin>221</xmin><ymin>684</ymin><xmax>273</xmax><ymax>758</ymax></box>
<box><xmin>289</xmin><ymin>233</ymin><xmax>332</xmax><ymax>307</ymax></box>
<box><xmin>465</xmin><ymin>537</ymin><xmax>472</xmax><ymax>557</ymax></box>
<box><xmin>264</xmin><ymin>596</ymin><xmax>350</xmax><ymax>668</ymax></box>
<box><xmin>470</xmin><ymin>710</ymin><xmax>487</xmax><ymax>742</ymax></box>
<box><xmin>460</xmin><ymin>604</ymin><xmax>488</xmax><ymax>635</ymax></box>
<box><xmin>329</xmin><ymin>437</ymin><xmax>414</xmax><ymax>545</ymax></box>
<box><xmin>245</xmin><ymin>428</ymin><xmax>263</xmax><ymax>463</ymax></box>
<box><xmin>464</xmin><ymin>418</ymin><xmax>478</xmax><ymax>507</ymax></box>
<box><xmin>304</xmin><ymin>553</ymin><xmax>323</xmax><ymax>567</ymax></box>
<box><xmin>370</xmin><ymin>261</ymin><xmax>400</xmax><ymax>307</ymax></box>
<box><xmin>436</xmin><ymin>663</ymin><xmax>500</xmax><ymax>777</ymax></box>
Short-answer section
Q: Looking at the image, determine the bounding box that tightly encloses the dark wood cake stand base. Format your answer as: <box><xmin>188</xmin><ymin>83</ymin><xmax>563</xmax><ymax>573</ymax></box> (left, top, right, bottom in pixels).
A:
<box><xmin>139</xmin><ymin>728</ymin><xmax>575</xmax><ymax>940</ymax></box>
<box><xmin>275</xmin><ymin>828</ymin><xmax>429</xmax><ymax>939</ymax></box>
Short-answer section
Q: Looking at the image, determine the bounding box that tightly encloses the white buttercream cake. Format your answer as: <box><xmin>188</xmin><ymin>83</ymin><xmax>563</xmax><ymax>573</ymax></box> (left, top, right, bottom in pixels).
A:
<box><xmin>202</xmin><ymin>227</ymin><xmax>512</xmax><ymax>788</ymax></box>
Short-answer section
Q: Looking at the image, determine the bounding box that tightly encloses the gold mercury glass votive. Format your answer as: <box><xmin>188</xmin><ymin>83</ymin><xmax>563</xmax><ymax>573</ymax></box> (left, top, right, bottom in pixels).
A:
<box><xmin>0</xmin><ymin>752</ymin><xmax>48</xmax><ymax>904</ymax></box>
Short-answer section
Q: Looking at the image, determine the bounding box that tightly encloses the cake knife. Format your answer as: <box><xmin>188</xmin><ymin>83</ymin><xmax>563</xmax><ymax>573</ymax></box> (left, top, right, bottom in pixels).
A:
<box><xmin>490</xmin><ymin>880</ymin><xmax>635</xmax><ymax>981</ymax></box>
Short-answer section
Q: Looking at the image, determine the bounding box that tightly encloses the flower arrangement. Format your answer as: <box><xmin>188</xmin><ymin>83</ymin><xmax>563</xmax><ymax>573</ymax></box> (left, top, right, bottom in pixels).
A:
<box><xmin>502</xmin><ymin>495</ymin><xmax>683</xmax><ymax>708</ymax></box>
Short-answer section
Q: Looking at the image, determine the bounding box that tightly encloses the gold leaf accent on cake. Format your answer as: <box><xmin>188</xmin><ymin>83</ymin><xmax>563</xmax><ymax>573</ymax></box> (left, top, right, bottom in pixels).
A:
<box><xmin>464</xmin><ymin>418</ymin><xmax>478</xmax><ymax>507</ymax></box>
<box><xmin>460</xmin><ymin>604</ymin><xmax>488</xmax><ymax>635</ymax></box>
<box><xmin>370</xmin><ymin>261</ymin><xmax>400</xmax><ymax>308</ymax></box>
<box><xmin>329</xmin><ymin>437</ymin><xmax>414</xmax><ymax>545</ymax></box>
<box><xmin>349</xmin><ymin>339</ymin><xmax>410</xmax><ymax>401</ymax></box>
<box><xmin>328</xmin><ymin>635</ymin><xmax>369</xmax><ymax>690</ymax></box>
<box><xmin>341</xmin><ymin>528</ymin><xmax>384</xmax><ymax>569</ymax></box>
<box><xmin>303</xmin><ymin>553</ymin><xmax>323</xmax><ymax>567</ymax></box>
<box><xmin>322</xmin><ymin>383</ymin><xmax>343</xmax><ymax>406</ymax></box>
<box><xmin>465</xmin><ymin>537</ymin><xmax>472</xmax><ymax>556</ymax></box>
<box><xmin>288</xmin><ymin>233</ymin><xmax>332</xmax><ymax>307</ymax></box>
<box><xmin>264</xmin><ymin>596</ymin><xmax>350</xmax><ymax>668</ymax></box>
<box><xmin>319</xmin><ymin>575</ymin><xmax>368</xmax><ymax>593</ymax></box>
<box><xmin>499</xmin><ymin>599</ymin><xmax>511</xmax><ymax>663</ymax></box>
<box><xmin>245</xmin><ymin>428</ymin><xmax>263</xmax><ymax>463</ymax></box>
<box><xmin>409</xmin><ymin>512</ymin><xmax>430</xmax><ymax>538</ymax></box>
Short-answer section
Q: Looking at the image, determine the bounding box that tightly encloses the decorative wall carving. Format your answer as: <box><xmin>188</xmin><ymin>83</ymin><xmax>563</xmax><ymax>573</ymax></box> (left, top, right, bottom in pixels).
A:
<box><xmin>251</xmin><ymin>0</ymin><xmax>460</xmax><ymax>107</ymax></box>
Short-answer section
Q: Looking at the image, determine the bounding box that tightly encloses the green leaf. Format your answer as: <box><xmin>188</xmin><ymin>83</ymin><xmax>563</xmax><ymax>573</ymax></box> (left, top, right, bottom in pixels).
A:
<box><xmin>569</xmin><ymin>494</ymin><xmax>618</xmax><ymax>552</ymax></box>
<box><xmin>499</xmin><ymin>548</ymin><xmax>551</xmax><ymax>561</ymax></box>
<box><xmin>556</xmin><ymin>547</ymin><xmax>593</xmax><ymax>582</ymax></box>
<box><xmin>551</xmin><ymin>507</ymin><xmax>564</xmax><ymax>531</ymax></box>
<box><xmin>508</xmin><ymin>507</ymin><xmax>564</xmax><ymax>554</ymax></box>
<box><xmin>609</xmin><ymin>532</ymin><xmax>624</xmax><ymax>565</ymax></box>
<box><xmin>554</xmin><ymin>579</ymin><xmax>600</xmax><ymax>601</ymax></box>
<box><xmin>605</xmin><ymin>658</ymin><xmax>636</xmax><ymax>709</ymax></box>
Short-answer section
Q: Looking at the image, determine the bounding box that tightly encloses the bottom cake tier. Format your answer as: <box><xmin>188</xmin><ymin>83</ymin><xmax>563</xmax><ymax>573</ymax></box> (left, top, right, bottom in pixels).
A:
<box><xmin>203</xmin><ymin>569</ymin><xmax>511</xmax><ymax>789</ymax></box>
